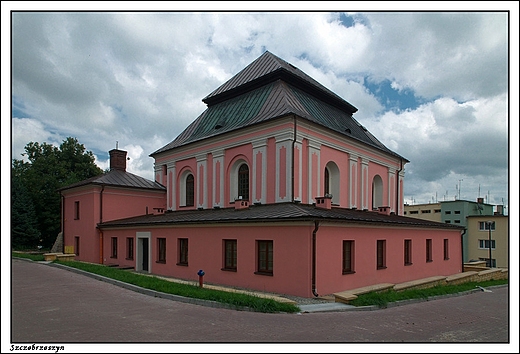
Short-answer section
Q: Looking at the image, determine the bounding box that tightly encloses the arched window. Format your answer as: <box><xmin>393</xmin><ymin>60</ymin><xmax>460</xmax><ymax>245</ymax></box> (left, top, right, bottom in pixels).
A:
<box><xmin>185</xmin><ymin>174</ymin><xmax>194</xmax><ymax>206</ymax></box>
<box><xmin>324</xmin><ymin>162</ymin><xmax>340</xmax><ymax>204</ymax></box>
<box><xmin>179</xmin><ymin>170</ymin><xmax>194</xmax><ymax>207</ymax></box>
<box><xmin>372</xmin><ymin>175</ymin><xmax>383</xmax><ymax>210</ymax></box>
<box><xmin>324</xmin><ymin>167</ymin><xmax>330</xmax><ymax>195</ymax></box>
<box><xmin>238</xmin><ymin>164</ymin><xmax>249</xmax><ymax>200</ymax></box>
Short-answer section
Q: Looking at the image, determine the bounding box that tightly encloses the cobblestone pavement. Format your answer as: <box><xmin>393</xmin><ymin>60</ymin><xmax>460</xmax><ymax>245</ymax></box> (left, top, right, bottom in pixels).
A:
<box><xmin>9</xmin><ymin>258</ymin><xmax>515</xmax><ymax>350</ymax></box>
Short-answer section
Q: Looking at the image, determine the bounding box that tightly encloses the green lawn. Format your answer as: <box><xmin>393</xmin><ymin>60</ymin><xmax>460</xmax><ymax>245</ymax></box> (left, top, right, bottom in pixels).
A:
<box><xmin>349</xmin><ymin>279</ymin><xmax>508</xmax><ymax>307</ymax></box>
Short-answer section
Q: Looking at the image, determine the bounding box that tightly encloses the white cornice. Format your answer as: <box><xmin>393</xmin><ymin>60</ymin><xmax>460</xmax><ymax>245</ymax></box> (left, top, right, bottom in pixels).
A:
<box><xmin>161</xmin><ymin>116</ymin><xmax>294</xmax><ymax>162</ymax></box>
<box><xmin>297</xmin><ymin>119</ymin><xmax>402</xmax><ymax>169</ymax></box>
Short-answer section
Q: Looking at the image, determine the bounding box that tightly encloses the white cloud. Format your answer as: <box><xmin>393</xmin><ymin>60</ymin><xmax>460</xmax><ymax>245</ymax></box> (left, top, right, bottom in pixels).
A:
<box><xmin>7</xmin><ymin>10</ymin><xmax>512</xmax><ymax>209</ymax></box>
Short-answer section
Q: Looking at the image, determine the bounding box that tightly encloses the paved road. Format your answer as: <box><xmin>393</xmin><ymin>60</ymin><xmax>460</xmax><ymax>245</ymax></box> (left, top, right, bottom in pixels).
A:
<box><xmin>9</xmin><ymin>258</ymin><xmax>512</xmax><ymax>348</ymax></box>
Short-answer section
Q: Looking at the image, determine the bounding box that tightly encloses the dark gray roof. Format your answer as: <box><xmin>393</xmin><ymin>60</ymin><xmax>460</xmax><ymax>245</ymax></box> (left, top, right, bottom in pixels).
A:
<box><xmin>152</xmin><ymin>78</ymin><xmax>405</xmax><ymax>160</ymax></box>
<box><xmin>99</xmin><ymin>202</ymin><xmax>463</xmax><ymax>230</ymax></box>
<box><xmin>202</xmin><ymin>51</ymin><xmax>357</xmax><ymax>113</ymax></box>
<box><xmin>59</xmin><ymin>169</ymin><xmax>166</xmax><ymax>192</ymax></box>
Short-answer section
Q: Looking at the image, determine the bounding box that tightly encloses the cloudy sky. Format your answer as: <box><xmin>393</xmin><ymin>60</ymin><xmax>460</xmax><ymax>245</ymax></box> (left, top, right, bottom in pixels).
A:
<box><xmin>5</xmin><ymin>5</ymin><xmax>517</xmax><ymax>212</ymax></box>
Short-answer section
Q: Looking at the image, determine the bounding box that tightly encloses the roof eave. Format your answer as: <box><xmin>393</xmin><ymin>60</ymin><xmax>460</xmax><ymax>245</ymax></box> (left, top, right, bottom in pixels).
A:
<box><xmin>203</xmin><ymin>68</ymin><xmax>358</xmax><ymax>114</ymax></box>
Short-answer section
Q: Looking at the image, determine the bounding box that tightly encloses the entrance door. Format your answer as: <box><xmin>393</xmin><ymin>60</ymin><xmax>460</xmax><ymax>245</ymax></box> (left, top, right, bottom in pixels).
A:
<box><xmin>136</xmin><ymin>232</ymin><xmax>151</xmax><ymax>273</ymax></box>
<box><xmin>142</xmin><ymin>238</ymin><xmax>149</xmax><ymax>271</ymax></box>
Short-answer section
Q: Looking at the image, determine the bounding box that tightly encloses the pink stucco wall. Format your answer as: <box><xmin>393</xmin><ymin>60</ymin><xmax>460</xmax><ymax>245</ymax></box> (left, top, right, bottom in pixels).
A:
<box><xmin>61</xmin><ymin>187</ymin><xmax>100</xmax><ymax>264</ymax></box>
<box><xmin>153</xmin><ymin>117</ymin><xmax>405</xmax><ymax>213</ymax></box>
<box><xmin>102</xmin><ymin>224</ymin><xmax>313</xmax><ymax>297</ymax></box>
<box><xmin>62</xmin><ymin>185</ymin><xmax>166</xmax><ymax>264</ymax></box>
<box><xmin>101</xmin><ymin>221</ymin><xmax>462</xmax><ymax>298</ymax></box>
<box><xmin>314</xmin><ymin>224</ymin><xmax>462</xmax><ymax>296</ymax></box>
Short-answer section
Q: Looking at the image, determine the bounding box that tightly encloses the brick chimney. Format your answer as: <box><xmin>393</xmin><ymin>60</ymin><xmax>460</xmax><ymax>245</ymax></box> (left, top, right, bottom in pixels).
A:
<box><xmin>109</xmin><ymin>149</ymin><xmax>127</xmax><ymax>171</ymax></box>
<box><xmin>377</xmin><ymin>206</ymin><xmax>391</xmax><ymax>215</ymax></box>
<box><xmin>315</xmin><ymin>196</ymin><xmax>332</xmax><ymax>210</ymax></box>
<box><xmin>234</xmin><ymin>198</ymin><xmax>250</xmax><ymax>210</ymax></box>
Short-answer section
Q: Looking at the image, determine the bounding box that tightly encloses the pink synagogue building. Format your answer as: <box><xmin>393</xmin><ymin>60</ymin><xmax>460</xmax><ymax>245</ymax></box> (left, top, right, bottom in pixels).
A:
<box><xmin>59</xmin><ymin>52</ymin><xmax>464</xmax><ymax>298</ymax></box>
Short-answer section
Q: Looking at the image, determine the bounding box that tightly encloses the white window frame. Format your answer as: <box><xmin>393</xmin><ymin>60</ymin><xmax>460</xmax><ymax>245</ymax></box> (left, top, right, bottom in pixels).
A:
<box><xmin>229</xmin><ymin>159</ymin><xmax>249</xmax><ymax>202</ymax></box>
<box><xmin>179</xmin><ymin>170</ymin><xmax>194</xmax><ymax>207</ymax></box>
<box><xmin>478</xmin><ymin>239</ymin><xmax>496</xmax><ymax>250</ymax></box>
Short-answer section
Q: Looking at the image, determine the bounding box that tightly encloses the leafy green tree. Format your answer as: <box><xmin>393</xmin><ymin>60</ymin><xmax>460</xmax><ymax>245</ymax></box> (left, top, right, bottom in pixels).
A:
<box><xmin>11</xmin><ymin>175</ymin><xmax>41</xmax><ymax>249</ymax></box>
<box><xmin>12</xmin><ymin>137</ymin><xmax>104</xmax><ymax>249</ymax></box>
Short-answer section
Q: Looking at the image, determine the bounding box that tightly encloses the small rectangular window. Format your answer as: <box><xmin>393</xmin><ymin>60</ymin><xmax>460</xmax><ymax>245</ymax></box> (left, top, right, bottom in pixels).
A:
<box><xmin>178</xmin><ymin>238</ymin><xmax>188</xmax><ymax>266</ymax></box>
<box><xmin>343</xmin><ymin>240</ymin><xmax>355</xmax><ymax>274</ymax></box>
<box><xmin>74</xmin><ymin>201</ymin><xmax>80</xmax><ymax>220</ymax></box>
<box><xmin>223</xmin><ymin>239</ymin><xmax>237</xmax><ymax>271</ymax></box>
<box><xmin>410</xmin><ymin>210</ymin><xmax>419</xmax><ymax>214</ymax></box>
<box><xmin>426</xmin><ymin>239</ymin><xmax>433</xmax><ymax>262</ymax></box>
<box><xmin>421</xmin><ymin>209</ymin><xmax>431</xmax><ymax>214</ymax></box>
<box><xmin>478</xmin><ymin>240</ymin><xmax>496</xmax><ymax>249</ymax></box>
<box><xmin>479</xmin><ymin>221</ymin><xmax>495</xmax><ymax>231</ymax></box>
<box><xmin>74</xmin><ymin>236</ymin><xmax>80</xmax><ymax>256</ymax></box>
<box><xmin>434</xmin><ymin>209</ymin><xmax>441</xmax><ymax>213</ymax></box>
<box><xmin>157</xmin><ymin>238</ymin><xmax>166</xmax><ymax>263</ymax></box>
<box><xmin>377</xmin><ymin>240</ymin><xmax>386</xmax><ymax>269</ymax></box>
<box><xmin>444</xmin><ymin>239</ymin><xmax>449</xmax><ymax>260</ymax></box>
<box><xmin>257</xmin><ymin>240</ymin><xmax>273</xmax><ymax>275</ymax></box>
<box><xmin>126</xmin><ymin>237</ymin><xmax>134</xmax><ymax>260</ymax></box>
<box><xmin>404</xmin><ymin>239</ymin><xmax>412</xmax><ymax>265</ymax></box>
<box><xmin>111</xmin><ymin>237</ymin><xmax>117</xmax><ymax>258</ymax></box>
<box><xmin>445</xmin><ymin>211</ymin><xmax>451</xmax><ymax>215</ymax></box>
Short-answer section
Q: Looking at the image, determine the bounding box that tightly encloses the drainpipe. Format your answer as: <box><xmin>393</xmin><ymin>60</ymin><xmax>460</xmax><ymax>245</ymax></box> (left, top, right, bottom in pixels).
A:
<box><xmin>291</xmin><ymin>115</ymin><xmax>297</xmax><ymax>202</ymax></box>
<box><xmin>396</xmin><ymin>159</ymin><xmax>403</xmax><ymax>215</ymax></box>
<box><xmin>99</xmin><ymin>185</ymin><xmax>105</xmax><ymax>264</ymax></box>
<box><xmin>312</xmin><ymin>220</ymin><xmax>320</xmax><ymax>297</ymax></box>
<box><xmin>460</xmin><ymin>229</ymin><xmax>466</xmax><ymax>272</ymax></box>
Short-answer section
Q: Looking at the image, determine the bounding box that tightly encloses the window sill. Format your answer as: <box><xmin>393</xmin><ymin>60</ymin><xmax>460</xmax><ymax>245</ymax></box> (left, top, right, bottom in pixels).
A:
<box><xmin>404</xmin><ymin>262</ymin><xmax>413</xmax><ymax>266</ymax></box>
<box><xmin>254</xmin><ymin>271</ymin><xmax>273</xmax><ymax>276</ymax></box>
<box><xmin>156</xmin><ymin>260</ymin><xmax>166</xmax><ymax>264</ymax></box>
<box><xmin>110</xmin><ymin>256</ymin><xmax>117</xmax><ymax>259</ymax></box>
<box><xmin>426</xmin><ymin>260</ymin><xmax>433</xmax><ymax>263</ymax></box>
<box><xmin>176</xmin><ymin>263</ymin><xmax>188</xmax><ymax>267</ymax></box>
<box><xmin>342</xmin><ymin>270</ymin><xmax>356</xmax><ymax>275</ymax></box>
<box><xmin>377</xmin><ymin>266</ymin><xmax>387</xmax><ymax>270</ymax></box>
<box><xmin>221</xmin><ymin>268</ymin><xmax>237</xmax><ymax>272</ymax></box>
<box><xmin>126</xmin><ymin>257</ymin><xmax>133</xmax><ymax>261</ymax></box>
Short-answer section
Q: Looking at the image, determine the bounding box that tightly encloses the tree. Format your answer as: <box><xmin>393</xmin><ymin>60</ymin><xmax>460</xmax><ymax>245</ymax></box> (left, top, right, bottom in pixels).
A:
<box><xmin>12</xmin><ymin>137</ymin><xmax>104</xmax><ymax>249</ymax></box>
<box><xmin>11</xmin><ymin>175</ymin><xmax>40</xmax><ymax>249</ymax></box>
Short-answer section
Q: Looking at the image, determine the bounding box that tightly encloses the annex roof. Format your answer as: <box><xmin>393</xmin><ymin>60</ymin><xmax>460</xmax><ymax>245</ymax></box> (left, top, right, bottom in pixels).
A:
<box><xmin>99</xmin><ymin>202</ymin><xmax>463</xmax><ymax>230</ymax></box>
<box><xmin>58</xmin><ymin>169</ymin><xmax>166</xmax><ymax>192</ymax></box>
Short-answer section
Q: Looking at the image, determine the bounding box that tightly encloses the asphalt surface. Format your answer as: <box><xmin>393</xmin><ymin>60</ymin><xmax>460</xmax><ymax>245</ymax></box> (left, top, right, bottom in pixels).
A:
<box><xmin>9</xmin><ymin>258</ymin><xmax>514</xmax><ymax>350</ymax></box>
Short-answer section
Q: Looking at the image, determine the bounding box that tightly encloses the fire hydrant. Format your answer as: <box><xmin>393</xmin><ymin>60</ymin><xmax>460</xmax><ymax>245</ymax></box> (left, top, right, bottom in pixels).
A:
<box><xmin>197</xmin><ymin>269</ymin><xmax>205</xmax><ymax>288</ymax></box>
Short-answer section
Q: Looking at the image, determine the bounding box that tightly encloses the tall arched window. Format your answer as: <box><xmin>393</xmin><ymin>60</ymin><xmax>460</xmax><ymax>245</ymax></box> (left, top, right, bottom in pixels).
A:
<box><xmin>372</xmin><ymin>175</ymin><xmax>383</xmax><ymax>210</ymax></box>
<box><xmin>324</xmin><ymin>167</ymin><xmax>330</xmax><ymax>195</ymax></box>
<box><xmin>238</xmin><ymin>164</ymin><xmax>249</xmax><ymax>200</ymax></box>
<box><xmin>185</xmin><ymin>174</ymin><xmax>194</xmax><ymax>206</ymax></box>
<box><xmin>324</xmin><ymin>162</ymin><xmax>340</xmax><ymax>204</ymax></box>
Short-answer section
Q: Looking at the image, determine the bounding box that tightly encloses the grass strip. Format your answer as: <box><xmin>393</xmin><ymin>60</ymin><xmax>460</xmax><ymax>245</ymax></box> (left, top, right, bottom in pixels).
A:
<box><xmin>349</xmin><ymin>279</ymin><xmax>508</xmax><ymax>307</ymax></box>
<box><xmin>12</xmin><ymin>251</ymin><xmax>45</xmax><ymax>262</ymax></box>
